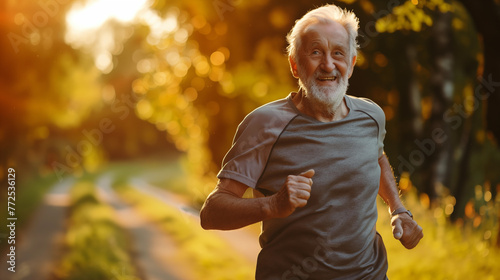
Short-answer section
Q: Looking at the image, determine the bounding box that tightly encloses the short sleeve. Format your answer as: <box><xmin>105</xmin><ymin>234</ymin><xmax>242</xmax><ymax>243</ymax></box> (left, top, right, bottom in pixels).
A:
<box><xmin>217</xmin><ymin>97</ymin><xmax>298</xmax><ymax>188</ymax></box>
<box><xmin>347</xmin><ymin>96</ymin><xmax>386</xmax><ymax>158</ymax></box>
<box><xmin>373</xmin><ymin>105</ymin><xmax>386</xmax><ymax>157</ymax></box>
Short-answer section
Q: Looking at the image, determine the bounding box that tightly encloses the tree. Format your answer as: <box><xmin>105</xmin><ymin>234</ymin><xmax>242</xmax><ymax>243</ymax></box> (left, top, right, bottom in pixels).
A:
<box><xmin>457</xmin><ymin>0</ymin><xmax>500</xmax><ymax>142</ymax></box>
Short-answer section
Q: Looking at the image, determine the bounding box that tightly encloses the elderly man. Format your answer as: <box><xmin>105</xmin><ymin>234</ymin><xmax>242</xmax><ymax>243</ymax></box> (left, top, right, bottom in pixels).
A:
<box><xmin>200</xmin><ymin>4</ymin><xmax>423</xmax><ymax>279</ymax></box>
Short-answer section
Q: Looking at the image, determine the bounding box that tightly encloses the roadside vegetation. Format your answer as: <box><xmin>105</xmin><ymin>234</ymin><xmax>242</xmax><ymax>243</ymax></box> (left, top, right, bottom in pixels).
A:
<box><xmin>0</xmin><ymin>173</ymin><xmax>60</xmax><ymax>254</ymax></box>
<box><xmin>53</xmin><ymin>181</ymin><xmax>139</xmax><ymax>280</ymax></box>
<box><xmin>378</xmin><ymin>181</ymin><xmax>500</xmax><ymax>280</ymax></box>
<box><xmin>112</xmin><ymin>181</ymin><xmax>254</xmax><ymax>280</ymax></box>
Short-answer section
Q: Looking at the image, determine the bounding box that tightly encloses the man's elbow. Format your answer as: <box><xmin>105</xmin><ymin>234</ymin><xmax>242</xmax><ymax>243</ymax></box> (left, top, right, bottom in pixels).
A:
<box><xmin>199</xmin><ymin>209</ymin><xmax>210</xmax><ymax>230</ymax></box>
<box><xmin>199</xmin><ymin>201</ymin><xmax>216</xmax><ymax>230</ymax></box>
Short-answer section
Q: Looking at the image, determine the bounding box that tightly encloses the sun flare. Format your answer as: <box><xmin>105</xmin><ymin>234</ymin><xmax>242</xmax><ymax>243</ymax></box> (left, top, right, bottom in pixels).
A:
<box><xmin>66</xmin><ymin>0</ymin><xmax>149</xmax><ymax>31</ymax></box>
<box><xmin>65</xmin><ymin>0</ymin><xmax>151</xmax><ymax>73</ymax></box>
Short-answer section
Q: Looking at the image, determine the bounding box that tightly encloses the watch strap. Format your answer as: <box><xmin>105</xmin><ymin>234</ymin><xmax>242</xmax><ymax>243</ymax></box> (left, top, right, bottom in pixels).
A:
<box><xmin>391</xmin><ymin>207</ymin><xmax>413</xmax><ymax>219</ymax></box>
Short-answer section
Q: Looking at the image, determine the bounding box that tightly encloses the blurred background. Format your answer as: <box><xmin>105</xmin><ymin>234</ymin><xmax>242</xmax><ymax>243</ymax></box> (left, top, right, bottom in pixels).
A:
<box><xmin>1</xmin><ymin>0</ymin><xmax>500</xmax><ymax>279</ymax></box>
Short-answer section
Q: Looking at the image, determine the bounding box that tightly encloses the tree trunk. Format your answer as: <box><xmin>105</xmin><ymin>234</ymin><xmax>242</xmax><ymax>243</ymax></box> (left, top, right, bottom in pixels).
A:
<box><xmin>458</xmin><ymin>0</ymin><xmax>500</xmax><ymax>142</ymax></box>
<box><xmin>423</xmin><ymin>10</ymin><xmax>455</xmax><ymax>200</ymax></box>
<box><xmin>457</xmin><ymin>0</ymin><xmax>500</xmax><ymax>247</ymax></box>
<box><xmin>393</xmin><ymin>38</ymin><xmax>423</xmax><ymax>178</ymax></box>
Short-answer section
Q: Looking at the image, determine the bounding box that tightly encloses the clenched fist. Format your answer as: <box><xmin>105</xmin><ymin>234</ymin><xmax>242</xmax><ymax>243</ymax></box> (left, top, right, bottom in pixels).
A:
<box><xmin>391</xmin><ymin>213</ymin><xmax>424</xmax><ymax>249</ymax></box>
<box><xmin>269</xmin><ymin>169</ymin><xmax>315</xmax><ymax>218</ymax></box>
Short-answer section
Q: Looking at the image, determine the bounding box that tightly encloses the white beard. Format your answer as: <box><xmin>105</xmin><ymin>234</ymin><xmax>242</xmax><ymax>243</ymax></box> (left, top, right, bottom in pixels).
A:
<box><xmin>298</xmin><ymin>68</ymin><xmax>349</xmax><ymax>116</ymax></box>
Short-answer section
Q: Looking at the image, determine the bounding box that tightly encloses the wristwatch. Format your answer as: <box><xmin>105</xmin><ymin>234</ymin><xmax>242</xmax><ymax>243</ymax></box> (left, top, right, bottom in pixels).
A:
<box><xmin>391</xmin><ymin>207</ymin><xmax>413</xmax><ymax>219</ymax></box>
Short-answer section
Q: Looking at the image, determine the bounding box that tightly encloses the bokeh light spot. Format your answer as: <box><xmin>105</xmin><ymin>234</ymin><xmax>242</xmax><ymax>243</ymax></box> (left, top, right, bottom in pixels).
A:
<box><xmin>137</xmin><ymin>59</ymin><xmax>153</xmax><ymax>73</ymax></box>
<box><xmin>374</xmin><ymin>52</ymin><xmax>388</xmax><ymax>67</ymax></box>
<box><xmin>194</xmin><ymin>57</ymin><xmax>210</xmax><ymax>76</ymax></box>
<box><xmin>484</xmin><ymin>191</ymin><xmax>492</xmax><ymax>202</ymax></box>
<box><xmin>484</xmin><ymin>230</ymin><xmax>492</xmax><ymax>240</ymax></box>
<box><xmin>421</xmin><ymin>97</ymin><xmax>432</xmax><ymax>120</ymax></box>
<box><xmin>253</xmin><ymin>82</ymin><xmax>268</xmax><ymax>97</ymax></box>
<box><xmin>184</xmin><ymin>87</ymin><xmax>198</xmax><ymax>102</ymax></box>
<box><xmin>173</xmin><ymin>62</ymin><xmax>189</xmax><ymax>78</ymax></box>
<box><xmin>167</xmin><ymin>121</ymin><xmax>180</xmax><ymax>136</ymax></box>
<box><xmin>420</xmin><ymin>193</ymin><xmax>430</xmax><ymax>209</ymax></box>
<box><xmin>209</xmin><ymin>67</ymin><xmax>224</xmax><ymax>82</ymax></box>
<box><xmin>383</xmin><ymin>106</ymin><xmax>394</xmax><ymax>121</ymax></box>
<box><xmin>210</xmin><ymin>51</ymin><xmax>225</xmax><ymax>66</ymax></box>
<box><xmin>132</xmin><ymin>79</ymin><xmax>148</xmax><ymax>95</ymax></box>
<box><xmin>465</xmin><ymin>201</ymin><xmax>475</xmax><ymax>218</ymax></box>
<box><xmin>475</xmin><ymin>185</ymin><xmax>483</xmax><ymax>200</ymax></box>
<box><xmin>166</xmin><ymin>51</ymin><xmax>180</xmax><ymax>66</ymax></box>
<box><xmin>399</xmin><ymin>172</ymin><xmax>411</xmax><ymax>191</ymax></box>
<box><xmin>444</xmin><ymin>204</ymin><xmax>454</xmax><ymax>216</ymax></box>
<box><xmin>473</xmin><ymin>216</ymin><xmax>481</xmax><ymax>228</ymax></box>
<box><xmin>153</xmin><ymin>72</ymin><xmax>168</xmax><ymax>86</ymax></box>
<box><xmin>269</xmin><ymin>8</ymin><xmax>289</xmax><ymax>28</ymax></box>
<box><xmin>102</xmin><ymin>85</ymin><xmax>116</xmax><ymax>102</ymax></box>
<box><xmin>136</xmin><ymin>99</ymin><xmax>154</xmax><ymax>120</ymax></box>
<box><xmin>164</xmin><ymin>15</ymin><xmax>178</xmax><ymax>33</ymax></box>
<box><xmin>176</xmin><ymin>96</ymin><xmax>188</xmax><ymax>110</ymax></box>
<box><xmin>191</xmin><ymin>15</ymin><xmax>207</xmax><ymax>29</ymax></box>
<box><xmin>174</xmin><ymin>28</ymin><xmax>189</xmax><ymax>44</ymax></box>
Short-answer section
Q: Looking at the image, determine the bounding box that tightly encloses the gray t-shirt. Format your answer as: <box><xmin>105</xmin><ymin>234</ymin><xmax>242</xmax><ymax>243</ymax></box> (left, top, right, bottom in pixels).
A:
<box><xmin>217</xmin><ymin>93</ymin><xmax>388</xmax><ymax>279</ymax></box>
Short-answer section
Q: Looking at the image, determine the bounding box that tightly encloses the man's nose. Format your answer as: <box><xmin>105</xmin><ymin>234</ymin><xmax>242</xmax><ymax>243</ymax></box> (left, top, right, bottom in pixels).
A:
<box><xmin>320</xmin><ymin>55</ymin><xmax>336</xmax><ymax>73</ymax></box>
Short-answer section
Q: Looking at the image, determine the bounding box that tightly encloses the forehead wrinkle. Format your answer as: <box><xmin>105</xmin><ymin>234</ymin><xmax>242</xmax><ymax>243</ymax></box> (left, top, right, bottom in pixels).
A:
<box><xmin>300</xmin><ymin>22</ymin><xmax>349</xmax><ymax>51</ymax></box>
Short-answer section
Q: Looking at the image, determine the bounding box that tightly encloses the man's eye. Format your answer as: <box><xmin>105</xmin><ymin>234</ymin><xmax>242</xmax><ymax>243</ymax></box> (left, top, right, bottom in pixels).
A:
<box><xmin>312</xmin><ymin>50</ymin><xmax>321</xmax><ymax>55</ymax></box>
<box><xmin>334</xmin><ymin>51</ymin><xmax>344</xmax><ymax>56</ymax></box>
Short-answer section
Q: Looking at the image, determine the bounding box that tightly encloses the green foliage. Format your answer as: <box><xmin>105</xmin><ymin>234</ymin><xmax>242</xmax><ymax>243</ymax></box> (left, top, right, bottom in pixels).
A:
<box><xmin>0</xmin><ymin>172</ymin><xmax>60</xmax><ymax>254</ymax></box>
<box><xmin>375</xmin><ymin>0</ymin><xmax>452</xmax><ymax>32</ymax></box>
<box><xmin>54</xmin><ymin>182</ymin><xmax>138</xmax><ymax>280</ymax></box>
<box><xmin>378</xmin><ymin>188</ymin><xmax>500</xmax><ymax>279</ymax></box>
<box><xmin>46</xmin><ymin>54</ymin><xmax>103</xmax><ymax>128</ymax></box>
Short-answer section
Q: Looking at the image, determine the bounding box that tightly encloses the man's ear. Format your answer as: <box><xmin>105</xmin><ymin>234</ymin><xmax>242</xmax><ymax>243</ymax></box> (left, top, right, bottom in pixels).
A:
<box><xmin>347</xmin><ymin>55</ymin><xmax>357</xmax><ymax>78</ymax></box>
<box><xmin>289</xmin><ymin>55</ymin><xmax>299</xmax><ymax>78</ymax></box>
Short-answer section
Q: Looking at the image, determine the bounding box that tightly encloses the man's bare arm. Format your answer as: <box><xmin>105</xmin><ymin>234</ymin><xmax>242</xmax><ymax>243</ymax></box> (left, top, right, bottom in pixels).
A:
<box><xmin>200</xmin><ymin>170</ymin><xmax>315</xmax><ymax>230</ymax></box>
<box><xmin>378</xmin><ymin>153</ymin><xmax>404</xmax><ymax>213</ymax></box>
<box><xmin>200</xmin><ymin>179</ymin><xmax>272</xmax><ymax>230</ymax></box>
<box><xmin>378</xmin><ymin>153</ymin><xmax>424</xmax><ymax>249</ymax></box>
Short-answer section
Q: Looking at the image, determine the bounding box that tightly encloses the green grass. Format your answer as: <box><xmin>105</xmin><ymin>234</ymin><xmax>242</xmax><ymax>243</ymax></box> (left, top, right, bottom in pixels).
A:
<box><xmin>0</xmin><ymin>172</ymin><xmax>60</xmax><ymax>254</ymax></box>
<box><xmin>378</xmin><ymin>189</ymin><xmax>500</xmax><ymax>280</ymax></box>
<box><xmin>113</xmin><ymin>182</ymin><xmax>254</xmax><ymax>280</ymax></box>
<box><xmin>99</xmin><ymin>156</ymin><xmax>187</xmax><ymax>194</ymax></box>
<box><xmin>53</xmin><ymin>181</ymin><xmax>139</xmax><ymax>280</ymax></box>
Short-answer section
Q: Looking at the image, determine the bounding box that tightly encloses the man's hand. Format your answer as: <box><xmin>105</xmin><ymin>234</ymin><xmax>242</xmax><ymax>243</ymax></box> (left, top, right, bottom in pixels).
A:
<box><xmin>269</xmin><ymin>169</ymin><xmax>315</xmax><ymax>218</ymax></box>
<box><xmin>391</xmin><ymin>213</ymin><xmax>424</xmax><ymax>249</ymax></box>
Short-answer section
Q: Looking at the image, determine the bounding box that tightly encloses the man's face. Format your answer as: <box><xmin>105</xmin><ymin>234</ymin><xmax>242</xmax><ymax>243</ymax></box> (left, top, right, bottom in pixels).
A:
<box><xmin>291</xmin><ymin>21</ymin><xmax>356</xmax><ymax>112</ymax></box>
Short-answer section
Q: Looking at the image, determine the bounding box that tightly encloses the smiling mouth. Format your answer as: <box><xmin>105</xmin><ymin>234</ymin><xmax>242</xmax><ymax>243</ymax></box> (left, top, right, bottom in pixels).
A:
<box><xmin>317</xmin><ymin>76</ymin><xmax>337</xmax><ymax>82</ymax></box>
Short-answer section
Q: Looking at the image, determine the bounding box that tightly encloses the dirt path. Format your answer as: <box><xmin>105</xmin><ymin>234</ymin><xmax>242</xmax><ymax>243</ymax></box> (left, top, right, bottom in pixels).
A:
<box><xmin>129</xmin><ymin>178</ymin><xmax>261</xmax><ymax>266</ymax></box>
<box><xmin>0</xmin><ymin>172</ymin><xmax>261</xmax><ymax>280</ymax></box>
<box><xmin>0</xmin><ymin>177</ymin><xmax>73</xmax><ymax>280</ymax></box>
<box><xmin>96</xmin><ymin>175</ymin><xmax>197</xmax><ymax>280</ymax></box>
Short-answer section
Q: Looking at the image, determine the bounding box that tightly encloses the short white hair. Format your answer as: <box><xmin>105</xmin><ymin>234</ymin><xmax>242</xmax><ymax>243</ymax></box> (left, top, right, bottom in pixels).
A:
<box><xmin>286</xmin><ymin>4</ymin><xmax>359</xmax><ymax>63</ymax></box>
